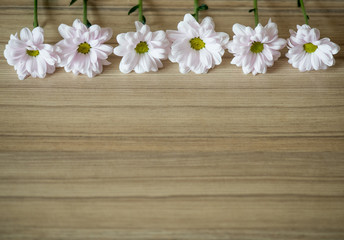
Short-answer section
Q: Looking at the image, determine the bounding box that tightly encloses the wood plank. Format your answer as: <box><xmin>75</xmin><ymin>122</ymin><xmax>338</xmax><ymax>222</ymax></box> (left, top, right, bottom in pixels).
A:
<box><xmin>0</xmin><ymin>0</ymin><xmax>344</xmax><ymax>239</ymax></box>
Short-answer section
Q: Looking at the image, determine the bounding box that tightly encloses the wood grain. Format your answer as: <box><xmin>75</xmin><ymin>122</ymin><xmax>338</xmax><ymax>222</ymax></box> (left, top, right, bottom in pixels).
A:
<box><xmin>1</xmin><ymin>0</ymin><xmax>344</xmax><ymax>239</ymax></box>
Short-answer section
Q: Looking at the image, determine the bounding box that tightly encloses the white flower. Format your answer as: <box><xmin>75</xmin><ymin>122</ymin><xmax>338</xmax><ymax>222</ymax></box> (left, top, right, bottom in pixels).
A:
<box><xmin>113</xmin><ymin>21</ymin><xmax>170</xmax><ymax>74</ymax></box>
<box><xmin>227</xmin><ymin>19</ymin><xmax>286</xmax><ymax>75</ymax></box>
<box><xmin>56</xmin><ymin>19</ymin><xmax>113</xmax><ymax>78</ymax></box>
<box><xmin>286</xmin><ymin>24</ymin><xmax>340</xmax><ymax>72</ymax></box>
<box><xmin>166</xmin><ymin>13</ymin><xmax>229</xmax><ymax>74</ymax></box>
<box><xmin>4</xmin><ymin>27</ymin><xmax>59</xmax><ymax>80</ymax></box>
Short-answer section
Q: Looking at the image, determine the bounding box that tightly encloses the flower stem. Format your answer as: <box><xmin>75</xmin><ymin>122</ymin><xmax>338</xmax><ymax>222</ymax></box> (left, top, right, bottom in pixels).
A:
<box><xmin>299</xmin><ymin>0</ymin><xmax>309</xmax><ymax>25</ymax></box>
<box><xmin>138</xmin><ymin>0</ymin><xmax>144</xmax><ymax>24</ymax></box>
<box><xmin>33</xmin><ymin>0</ymin><xmax>38</xmax><ymax>28</ymax></box>
<box><xmin>194</xmin><ymin>0</ymin><xmax>199</xmax><ymax>22</ymax></box>
<box><xmin>253</xmin><ymin>0</ymin><xmax>259</xmax><ymax>26</ymax></box>
<box><xmin>83</xmin><ymin>0</ymin><xmax>88</xmax><ymax>26</ymax></box>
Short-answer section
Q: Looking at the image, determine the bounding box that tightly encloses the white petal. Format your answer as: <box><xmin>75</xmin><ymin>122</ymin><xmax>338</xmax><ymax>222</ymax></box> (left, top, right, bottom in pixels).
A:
<box><xmin>96</xmin><ymin>44</ymin><xmax>113</xmax><ymax>55</ymax></box>
<box><xmin>166</xmin><ymin>30</ymin><xmax>185</xmax><ymax>42</ymax></box>
<box><xmin>135</xmin><ymin>21</ymin><xmax>144</xmax><ymax>31</ymax></box>
<box><xmin>32</xmin><ymin>27</ymin><xmax>44</xmax><ymax>45</ymax></box>
<box><xmin>232</xmin><ymin>23</ymin><xmax>247</xmax><ymax>36</ymax></box>
<box><xmin>20</xmin><ymin>28</ymin><xmax>32</xmax><ymax>42</ymax></box>
<box><xmin>58</xmin><ymin>24</ymin><xmax>75</xmax><ymax>39</ymax></box>
<box><xmin>200</xmin><ymin>49</ymin><xmax>212</xmax><ymax>68</ymax></box>
<box><xmin>113</xmin><ymin>45</ymin><xmax>127</xmax><ymax>56</ymax></box>
<box><xmin>183</xmin><ymin>13</ymin><xmax>198</xmax><ymax>25</ymax></box>
<box><xmin>310</xmin><ymin>53</ymin><xmax>320</xmax><ymax>70</ymax></box>
<box><xmin>315</xmin><ymin>49</ymin><xmax>334</xmax><ymax>66</ymax></box>
<box><xmin>200</xmin><ymin>16</ymin><xmax>215</xmax><ymax>31</ymax></box>
<box><xmin>119</xmin><ymin>52</ymin><xmax>139</xmax><ymax>73</ymax></box>
<box><xmin>217</xmin><ymin>32</ymin><xmax>230</xmax><ymax>48</ymax></box>
<box><xmin>116</xmin><ymin>33</ymin><xmax>127</xmax><ymax>45</ymax></box>
<box><xmin>99</xmin><ymin>27</ymin><xmax>113</xmax><ymax>43</ymax></box>
<box><xmin>149</xmin><ymin>48</ymin><xmax>167</xmax><ymax>59</ymax></box>
<box><xmin>179</xmin><ymin>65</ymin><xmax>190</xmax><ymax>74</ymax></box>
<box><xmin>73</xmin><ymin>19</ymin><xmax>87</xmax><ymax>32</ymax></box>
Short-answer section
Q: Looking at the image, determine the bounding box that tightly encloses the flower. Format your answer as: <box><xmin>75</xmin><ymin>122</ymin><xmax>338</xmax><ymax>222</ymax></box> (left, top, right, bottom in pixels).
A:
<box><xmin>166</xmin><ymin>13</ymin><xmax>229</xmax><ymax>74</ymax></box>
<box><xmin>113</xmin><ymin>21</ymin><xmax>170</xmax><ymax>74</ymax></box>
<box><xmin>227</xmin><ymin>19</ymin><xmax>286</xmax><ymax>75</ymax></box>
<box><xmin>4</xmin><ymin>27</ymin><xmax>59</xmax><ymax>80</ymax></box>
<box><xmin>286</xmin><ymin>24</ymin><xmax>340</xmax><ymax>72</ymax></box>
<box><xmin>56</xmin><ymin>19</ymin><xmax>113</xmax><ymax>78</ymax></box>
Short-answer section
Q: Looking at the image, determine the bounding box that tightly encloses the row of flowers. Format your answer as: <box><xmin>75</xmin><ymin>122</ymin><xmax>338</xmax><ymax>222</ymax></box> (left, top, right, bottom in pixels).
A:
<box><xmin>4</xmin><ymin>0</ymin><xmax>340</xmax><ymax>80</ymax></box>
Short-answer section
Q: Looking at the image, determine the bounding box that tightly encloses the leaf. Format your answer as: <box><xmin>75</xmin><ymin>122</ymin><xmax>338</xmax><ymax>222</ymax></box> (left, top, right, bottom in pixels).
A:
<box><xmin>69</xmin><ymin>0</ymin><xmax>78</xmax><ymax>6</ymax></box>
<box><xmin>197</xmin><ymin>4</ymin><xmax>208</xmax><ymax>11</ymax></box>
<box><xmin>307</xmin><ymin>15</ymin><xmax>310</xmax><ymax>19</ymax></box>
<box><xmin>297</xmin><ymin>0</ymin><xmax>301</xmax><ymax>7</ymax></box>
<box><xmin>128</xmin><ymin>5</ymin><xmax>139</xmax><ymax>15</ymax></box>
<box><xmin>141</xmin><ymin>15</ymin><xmax>146</xmax><ymax>24</ymax></box>
<box><xmin>248</xmin><ymin>8</ymin><xmax>255</xmax><ymax>12</ymax></box>
<box><xmin>86</xmin><ymin>19</ymin><xmax>92</xmax><ymax>28</ymax></box>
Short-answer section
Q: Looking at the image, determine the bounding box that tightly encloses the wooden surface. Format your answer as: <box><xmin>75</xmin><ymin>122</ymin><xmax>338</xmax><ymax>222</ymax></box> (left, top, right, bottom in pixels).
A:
<box><xmin>1</xmin><ymin>0</ymin><xmax>344</xmax><ymax>239</ymax></box>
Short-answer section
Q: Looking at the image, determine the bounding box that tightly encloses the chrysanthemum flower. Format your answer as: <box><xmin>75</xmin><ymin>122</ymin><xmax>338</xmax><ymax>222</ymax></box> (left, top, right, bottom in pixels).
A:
<box><xmin>286</xmin><ymin>24</ymin><xmax>340</xmax><ymax>72</ymax></box>
<box><xmin>166</xmin><ymin>13</ymin><xmax>229</xmax><ymax>74</ymax></box>
<box><xmin>4</xmin><ymin>27</ymin><xmax>59</xmax><ymax>80</ymax></box>
<box><xmin>113</xmin><ymin>21</ymin><xmax>170</xmax><ymax>74</ymax></box>
<box><xmin>227</xmin><ymin>19</ymin><xmax>286</xmax><ymax>75</ymax></box>
<box><xmin>56</xmin><ymin>19</ymin><xmax>113</xmax><ymax>78</ymax></box>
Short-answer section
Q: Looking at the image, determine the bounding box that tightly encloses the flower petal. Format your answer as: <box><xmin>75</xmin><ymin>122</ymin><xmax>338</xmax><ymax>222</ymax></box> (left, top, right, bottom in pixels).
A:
<box><xmin>32</xmin><ymin>27</ymin><xmax>44</xmax><ymax>45</ymax></box>
<box><xmin>20</xmin><ymin>28</ymin><xmax>33</xmax><ymax>42</ymax></box>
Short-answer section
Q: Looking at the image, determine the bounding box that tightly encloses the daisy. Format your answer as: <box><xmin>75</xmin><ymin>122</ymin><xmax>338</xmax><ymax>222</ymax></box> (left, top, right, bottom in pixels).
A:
<box><xmin>56</xmin><ymin>19</ymin><xmax>113</xmax><ymax>78</ymax></box>
<box><xmin>286</xmin><ymin>25</ymin><xmax>340</xmax><ymax>71</ymax></box>
<box><xmin>4</xmin><ymin>27</ymin><xmax>59</xmax><ymax>80</ymax></box>
<box><xmin>113</xmin><ymin>21</ymin><xmax>170</xmax><ymax>74</ymax></box>
<box><xmin>227</xmin><ymin>19</ymin><xmax>286</xmax><ymax>75</ymax></box>
<box><xmin>166</xmin><ymin>13</ymin><xmax>229</xmax><ymax>74</ymax></box>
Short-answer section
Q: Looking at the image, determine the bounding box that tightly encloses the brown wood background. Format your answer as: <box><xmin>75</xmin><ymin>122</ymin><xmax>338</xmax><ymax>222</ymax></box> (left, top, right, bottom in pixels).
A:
<box><xmin>1</xmin><ymin>0</ymin><xmax>344</xmax><ymax>239</ymax></box>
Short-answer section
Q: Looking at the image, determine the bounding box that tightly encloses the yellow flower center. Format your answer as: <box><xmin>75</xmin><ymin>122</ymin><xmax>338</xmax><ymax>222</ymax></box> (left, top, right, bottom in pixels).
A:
<box><xmin>190</xmin><ymin>37</ymin><xmax>205</xmax><ymax>50</ymax></box>
<box><xmin>26</xmin><ymin>49</ymin><xmax>39</xmax><ymax>57</ymax></box>
<box><xmin>250</xmin><ymin>41</ymin><xmax>264</xmax><ymax>53</ymax></box>
<box><xmin>135</xmin><ymin>41</ymin><xmax>149</xmax><ymax>54</ymax></box>
<box><xmin>77</xmin><ymin>42</ymin><xmax>91</xmax><ymax>54</ymax></box>
<box><xmin>303</xmin><ymin>43</ymin><xmax>318</xmax><ymax>53</ymax></box>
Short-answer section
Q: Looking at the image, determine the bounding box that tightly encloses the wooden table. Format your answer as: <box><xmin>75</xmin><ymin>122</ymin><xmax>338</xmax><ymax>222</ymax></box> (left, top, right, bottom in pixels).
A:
<box><xmin>1</xmin><ymin>0</ymin><xmax>344</xmax><ymax>239</ymax></box>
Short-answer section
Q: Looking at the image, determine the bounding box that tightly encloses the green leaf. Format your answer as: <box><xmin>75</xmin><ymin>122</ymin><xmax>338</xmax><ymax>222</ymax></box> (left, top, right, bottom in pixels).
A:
<box><xmin>86</xmin><ymin>19</ymin><xmax>92</xmax><ymax>28</ymax></box>
<box><xmin>248</xmin><ymin>8</ymin><xmax>255</xmax><ymax>12</ymax></box>
<box><xmin>128</xmin><ymin>5</ymin><xmax>139</xmax><ymax>15</ymax></box>
<box><xmin>197</xmin><ymin>4</ymin><xmax>208</xmax><ymax>11</ymax></box>
<box><xmin>141</xmin><ymin>15</ymin><xmax>146</xmax><ymax>24</ymax></box>
<box><xmin>297</xmin><ymin>0</ymin><xmax>301</xmax><ymax>7</ymax></box>
<box><xmin>69</xmin><ymin>0</ymin><xmax>78</xmax><ymax>6</ymax></box>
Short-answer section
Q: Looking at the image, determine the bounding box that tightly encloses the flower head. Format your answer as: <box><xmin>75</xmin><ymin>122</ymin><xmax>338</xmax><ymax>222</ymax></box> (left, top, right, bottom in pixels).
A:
<box><xmin>114</xmin><ymin>21</ymin><xmax>170</xmax><ymax>74</ymax></box>
<box><xmin>56</xmin><ymin>19</ymin><xmax>113</xmax><ymax>78</ymax></box>
<box><xmin>4</xmin><ymin>27</ymin><xmax>59</xmax><ymax>80</ymax></box>
<box><xmin>167</xmin><ymin>13</ymin><xmax>229</xmax><ymax>74</ymax></box>
<box><xmin>227</xmin><ymin>19</ymin><xmax>286</xmax><ymax>75</ymax></box>
<box><xmin>286</xmin><ymin>24</ymin><xmax>340</xmax><ymax>72</ymax></box>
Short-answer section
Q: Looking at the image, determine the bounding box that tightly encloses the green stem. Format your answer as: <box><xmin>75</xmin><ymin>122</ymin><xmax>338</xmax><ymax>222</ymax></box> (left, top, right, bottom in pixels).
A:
<box><xmin>83</xmin><ymin>0</ymin><xmax>87</xmax><ymax>26</ymax></box>
<box><xmin>138</xmin><ymin>0</ymin><xmax>143</xmax><ymax>24</ymax></box>
<box><xmin>33</xmin><ymin>0</ymin><xmax>38</xmax><ymax>28</ymax></box>
<box><xmin>253</xmin><ymin>0</ymin><xmax>258</xmax><ymax>26</ymax></box>
<box><xmin>299</xmin><ymin>0</ymin><xmax>309</xmax><ymax>25</ymax></box>
<box><xmin>194</xmin><ymin>0</ymin><xmax>199</xmax><ymax>22</ymax></box>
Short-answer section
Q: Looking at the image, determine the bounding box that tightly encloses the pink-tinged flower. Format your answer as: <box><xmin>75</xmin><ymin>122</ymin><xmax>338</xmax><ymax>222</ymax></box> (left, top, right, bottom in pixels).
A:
<box><xmin>56</xmin><ymin>19</ymin><xmax>113</xmax><ymax>78</ymax></box>
<box><xmin>114</xmin><ymin>21</ymin><xmax>170</xmax><ymax>74</ymax></box>
<box><xmin>4</xmin><ymin>27</ymin><xmax>59</xmax><ymax>80</ymax></box>
<box><xmin>227</xmin><ymin>19</ymin><xmax>286</xmax><ymax>75</ymax></box>
<box><xmin>286</xmin><ymin>24</ymin><xmax>340</xmax><ymax>72</ymax></box>
<box><xmin>166</xmin><ymin>13</ymin><xmax>229</xmax><ymax>74</ymax></box>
